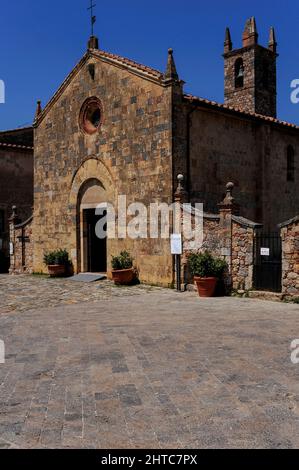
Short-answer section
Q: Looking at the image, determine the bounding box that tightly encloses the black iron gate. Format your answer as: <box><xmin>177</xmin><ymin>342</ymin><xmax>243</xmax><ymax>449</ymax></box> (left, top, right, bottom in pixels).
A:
<box><xmin>253</xmin><ymin>232</ymin><xmax>282</xmax><ymax>293</ymax></box>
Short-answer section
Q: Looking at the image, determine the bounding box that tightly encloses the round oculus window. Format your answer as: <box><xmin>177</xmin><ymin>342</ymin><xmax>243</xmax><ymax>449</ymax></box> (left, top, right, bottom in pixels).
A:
<box><xmin>80</xmin><ymin>98</ymin><xmax>103</xmax><ymax>135</ymax></box>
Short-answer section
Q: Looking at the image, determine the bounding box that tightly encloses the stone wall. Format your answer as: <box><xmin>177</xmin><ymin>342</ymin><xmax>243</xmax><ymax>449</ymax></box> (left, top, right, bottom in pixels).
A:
<box><xmin>232</xmin><ymin>218</ymin><xmax>256</xmax><ymax>290</ymax></box>
<box><xmin>0</xmin><ymin>143</ymin><xmax>34</xmax><ymax>272</ymax></box>
<box><xmin>180</xmin><ymin>185</ymin><xmax>260</xmax><ymax>291</ymax></box>
<box><xmin>280</xmin><ymin>216</ymin><xmax>299</xmax><ymax>297</ymax></box>
<box><xmin>184</xmin><ymin>98</ymin><xmax>299</xmax><ymax>231</ymax></box>
<box><xmin>9</xmin><ymin>214</ymin><xmax>34</xmax><ymax>275</ymax></box>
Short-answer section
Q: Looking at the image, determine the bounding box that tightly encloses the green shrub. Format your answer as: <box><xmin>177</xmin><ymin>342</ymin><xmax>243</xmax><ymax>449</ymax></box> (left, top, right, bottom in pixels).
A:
<box><xmin>43</xmin><ymin>249</ymin><xmax>70</xmax><ymax>266</ymax></box>
<box><xmin>188</xmin><ymin>251</ymin><xmax>227</xmax><ymax>278</ymax></box>
<box><xmin>111</xmin><ymin>251</ymin><xmax>133</xmax><ymax>270</ymax></box>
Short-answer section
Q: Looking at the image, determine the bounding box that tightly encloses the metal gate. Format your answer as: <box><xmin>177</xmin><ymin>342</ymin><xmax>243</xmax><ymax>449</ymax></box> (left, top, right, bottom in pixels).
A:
<box><xmin>253</xmin><ymin>232</ymin><xmax>282</xmax><ymax>293</ymax></box>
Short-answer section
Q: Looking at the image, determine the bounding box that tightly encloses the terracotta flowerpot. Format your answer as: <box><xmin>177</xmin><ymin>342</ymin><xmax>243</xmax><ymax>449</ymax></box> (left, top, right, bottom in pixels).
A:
<box><xmin>112</xmin><ymin>268</ymin><xmax>134</xmax><ymax>285</ymax></box>
<box><xmin>194</xmin><ymin>277</ymin><xmax>217</xmax><ymax>297</ymax></box>
<box><xmin>47</xmin><ymin>265</ymin><xmax>66</xmax><ymax>278</ymax></box>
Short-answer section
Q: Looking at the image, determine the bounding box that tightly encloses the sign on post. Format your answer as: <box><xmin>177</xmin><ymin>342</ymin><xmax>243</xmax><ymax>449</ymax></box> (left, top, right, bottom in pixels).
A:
<box><xmin>171</xmin><ymin>234</ymin><xmax>182</xmax><ymax>255</ymax></box>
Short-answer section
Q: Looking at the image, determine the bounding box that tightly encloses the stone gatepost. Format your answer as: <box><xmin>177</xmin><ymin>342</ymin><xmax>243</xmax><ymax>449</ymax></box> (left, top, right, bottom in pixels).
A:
<box><xmin>8</xmin><ymin>206</ymin><xmax>20</xmax><ymax>274</ymax></box>
<box><xmin>279</xmin><ymin>215</ymin><xmax>299</xmax><ymax>297</ymax></box>
<box><xmin>218</xmin><ymin>183</ymin><xmax>240</xmax><ymax>288</ymax></box>
<box><xmin>174</xmin><ymin>174</ymin><xmax>188</xmax><ymax>289</ymax></box>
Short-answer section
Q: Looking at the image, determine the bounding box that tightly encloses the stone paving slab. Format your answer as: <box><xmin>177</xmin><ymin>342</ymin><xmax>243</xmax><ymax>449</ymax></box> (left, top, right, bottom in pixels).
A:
<box><xmin>0</xmin><ymin>275</ymin><xmax>162</xmax><ymax>314</ymax></box>
<box><xmin>0</xmin><ymin>275</ymin><xmax>299</xmax><ymax>448</ymax></box>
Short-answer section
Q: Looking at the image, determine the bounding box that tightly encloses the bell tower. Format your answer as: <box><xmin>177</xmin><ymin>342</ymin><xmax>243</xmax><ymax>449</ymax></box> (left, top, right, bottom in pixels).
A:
<box><xmin>223</xmin><ymin>17</ymin><xmax>278</xmax><ymax>118</ymax></box>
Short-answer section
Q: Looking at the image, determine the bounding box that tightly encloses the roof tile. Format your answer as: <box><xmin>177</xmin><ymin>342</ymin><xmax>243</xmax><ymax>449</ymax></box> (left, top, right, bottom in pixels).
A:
<box><xmin>92</xmin><ymin>50</ymin><xmax>164</xmax><ymax>79</ymax></box>
<box><xmin>184</xmin><ymin>93</ymin><xmax>299</xmax><ymax>130</ymax></box>
<box><xmin>0</xmin><ymin>142</ymin><xmax>33</xmax><ymax>151</ymax></box>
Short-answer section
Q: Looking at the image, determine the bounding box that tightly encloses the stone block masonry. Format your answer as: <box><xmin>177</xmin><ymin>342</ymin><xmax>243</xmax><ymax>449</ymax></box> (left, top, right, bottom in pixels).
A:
<box><xmin>0</xmin><ymin>133</ymin><xmax>33</xmax><ymax>271</ymax></box>
<box><xmin>33</xmin><ymin>50</ymin><xmax>175</xmax><ymax>287</ymax></box>
<box><xmin>180</xmin><ymin>182</ymin><xmax>261</xmax><ymax>292</ymax></box>
<box><xmin>280</xmin><ymin>216</ymin><xmax>299</xmax><ymax>298</ymax></box>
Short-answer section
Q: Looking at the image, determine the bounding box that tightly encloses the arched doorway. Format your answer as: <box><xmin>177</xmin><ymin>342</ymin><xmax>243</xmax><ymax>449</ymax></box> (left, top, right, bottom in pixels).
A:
<box><xmin>77</xmin><ymin>178</ymin><xmax>107</xmax><ymax>273</ymax></box>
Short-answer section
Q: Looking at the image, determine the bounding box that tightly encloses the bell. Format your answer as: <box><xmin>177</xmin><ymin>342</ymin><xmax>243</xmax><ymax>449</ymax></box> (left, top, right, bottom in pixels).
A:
<box><xmin>237</xmin><ymin>66</ymin><xmax>244</xmax><ymax>79</ymax></box>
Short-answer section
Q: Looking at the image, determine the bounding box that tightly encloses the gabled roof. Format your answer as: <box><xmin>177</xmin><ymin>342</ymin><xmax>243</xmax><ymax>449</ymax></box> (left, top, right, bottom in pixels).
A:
<box><xmin>34</xmin><ymin>49</ymin><xmax>165</xmax><ymax>127</ymax></box>
<box><xmin>92</xmin><ymin>49</ymin><xmax>164</xmax><ymax>80</ymax></box>
<box><xmin>184</xmin><ymin>93</ymin><xmax>299</xmax><ymax>130</ymax></box>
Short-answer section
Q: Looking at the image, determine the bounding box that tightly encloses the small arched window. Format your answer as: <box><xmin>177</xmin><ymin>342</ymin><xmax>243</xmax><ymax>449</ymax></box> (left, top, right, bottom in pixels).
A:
<box><xmin>287</xmin><ymin>145</ymin><xmax>295</xmax><ymax>182</ymax></box>
<box><xmin>235</xmin><ymin>58</ymin><xmax>244</xmax><ymax>89</ymax></box>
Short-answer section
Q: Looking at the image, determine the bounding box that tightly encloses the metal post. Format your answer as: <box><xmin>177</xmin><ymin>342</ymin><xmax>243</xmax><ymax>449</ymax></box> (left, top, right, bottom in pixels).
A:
<box><xmin>176</xmin><ymin>254</ymin><xmax>181</xmax><ymax>292</ymax></box>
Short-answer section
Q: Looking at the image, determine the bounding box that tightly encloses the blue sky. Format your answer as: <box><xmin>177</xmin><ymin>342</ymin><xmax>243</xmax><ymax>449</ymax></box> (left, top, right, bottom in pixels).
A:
<box><xmin>0</xmin><ymin>0</ymin><xmax>299</xmax><ymax>130</ymax></box>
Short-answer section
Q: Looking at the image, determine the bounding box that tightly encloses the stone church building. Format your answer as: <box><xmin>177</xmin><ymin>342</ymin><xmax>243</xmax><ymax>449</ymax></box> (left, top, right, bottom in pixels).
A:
<box><xmin>3</xmin><ymin>17</ymin><xmax>299</xmax><ymax>287</ymax></box>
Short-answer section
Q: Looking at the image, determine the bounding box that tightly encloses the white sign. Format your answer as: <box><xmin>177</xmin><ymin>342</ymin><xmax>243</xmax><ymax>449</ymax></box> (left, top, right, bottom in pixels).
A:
<box><xmin>171</xmin><ymin>234</ymin><xmax>182</xmax><ymax>255</ymax></box>
<box><xmin>261</xmin><ymin>247</ymin><xmax>270</xmax><ymax>256</ymax></box>
<box><xmin>9</xmin><ymin>242</ymin><xmax>14</xmax><ymax>256</ymax></box>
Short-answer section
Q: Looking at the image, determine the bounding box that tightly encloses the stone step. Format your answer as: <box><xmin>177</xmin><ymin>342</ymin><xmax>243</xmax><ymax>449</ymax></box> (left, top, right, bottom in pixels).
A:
<box><xmin>248</xmin><ymin>290</ymin><xmax>284</xmax><ymax>302</ymax></box>
<box><xmin>68</xmin><ymin>273</ymin><xmax>107</xmax><ymax>283</ymax></box>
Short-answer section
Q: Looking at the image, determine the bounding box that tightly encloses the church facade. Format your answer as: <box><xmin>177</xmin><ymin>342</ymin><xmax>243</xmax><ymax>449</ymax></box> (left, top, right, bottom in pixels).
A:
<box><xmin>5</xmin><ymin>17</ymin><xmax>299</xmax><ymax>286</ymax></box>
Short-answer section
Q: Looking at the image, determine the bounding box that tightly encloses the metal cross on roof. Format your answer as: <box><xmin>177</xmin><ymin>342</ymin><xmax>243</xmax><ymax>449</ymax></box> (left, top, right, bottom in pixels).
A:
<box><xmin>88</xmin><ymin>0</ymin><xmax>97</xmax><ymax>36</ymax></box>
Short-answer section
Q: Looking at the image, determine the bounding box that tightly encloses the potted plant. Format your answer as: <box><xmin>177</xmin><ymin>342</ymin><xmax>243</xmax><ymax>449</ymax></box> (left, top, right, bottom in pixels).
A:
<box><xmin>188</xmin><ymin>251</ymin><xmax>227</xmax><ymax>298</ymax></box>
<box><xmin>111</xmin><ymin>251</ymin><xmax>135</xmax><ymax>285</ymax></box>
<box><xmin>44</xmin><ymin>249</ymin><xmax>70</xmax><ymax>278</ymax></box>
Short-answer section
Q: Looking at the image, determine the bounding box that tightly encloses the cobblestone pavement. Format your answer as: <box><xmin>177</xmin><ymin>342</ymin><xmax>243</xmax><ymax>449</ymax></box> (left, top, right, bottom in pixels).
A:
<box><xmin>0</xmin><ymin>275</ymin><xmax>162</xmax><ymax>314</ymax></box>
<box><xmin>0</xmin><ymin>275</ymin><xmax>299</xmax><ymax>449</ymax></box>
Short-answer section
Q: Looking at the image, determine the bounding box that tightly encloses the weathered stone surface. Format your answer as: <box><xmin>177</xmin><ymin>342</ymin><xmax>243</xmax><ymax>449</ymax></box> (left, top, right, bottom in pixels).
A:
<box><xmin>232</xmin><ymin>222</ymin><xmax>255</xmax><ymax>291</ymax></box>
<box><xmin>181</xmin><ymin>202</ymin><xmax>256</xmax><ymax>291</ymax></box>
<box><xmin>1</xmin><ymin>279</ymin><xmax>299</xmax><ymax>449</ymax></box>
<box><xmin>0</xmin><ymin>274</ymin><xmax>163</xmax><ymax>314</ymax></box>
<box><xmin>185</xmin><ymin>104</ymin><xmax>299</xmax><ymax>230</ymax></box>
<box><xmin>0</xmin><ymin>131</ymin><xmax>33</xmax><ymax>272</ymax></box>
<box><xmin>281</xmin><ymin>218</ymin><xmax>299</xmax><ymax>297</ymax></box>
<box><xmin>9</xmin><ymin>217</ymin><xmax>33</xmax><ymax>275</ymax></box>
<box><xmin>224</xmin><ymin>18</ymin><xmax>277</xmax><ymax>118</ymax></box>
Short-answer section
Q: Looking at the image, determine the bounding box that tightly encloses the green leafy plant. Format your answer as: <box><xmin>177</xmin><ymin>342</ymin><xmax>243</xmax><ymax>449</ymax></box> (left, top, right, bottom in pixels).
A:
<box><xmin>111</xmin><ymin>251</ymin><xmax>133</xmax><ymax>270</ymax></box>
<box><xmin>188</xmin><ymin>251</ymin><xmax>227</xmax><ymax>278</ymax></box>
<box><xmin>43</xmin><ymin>249</ymin><xmax>70</xmax><ymax>266</ymax></box>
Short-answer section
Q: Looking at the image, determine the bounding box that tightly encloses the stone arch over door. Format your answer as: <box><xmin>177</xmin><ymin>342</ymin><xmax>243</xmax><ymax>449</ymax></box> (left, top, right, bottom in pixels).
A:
<box><xmin>69</xmin><ymin>157</ymin><xmax>115</xmax><ymax>273</ymax></box>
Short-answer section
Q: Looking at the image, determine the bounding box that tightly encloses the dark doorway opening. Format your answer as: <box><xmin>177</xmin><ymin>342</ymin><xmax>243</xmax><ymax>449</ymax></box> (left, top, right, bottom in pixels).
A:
<box><xmin>253</xmin><ymin>232</ymin><xmax>282</xmax><ymax>293</ymax></box>
<box><xmin>84</xmin><ymin>208</ymin><xmax>107</xmax><ymax>273</ymax></box>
